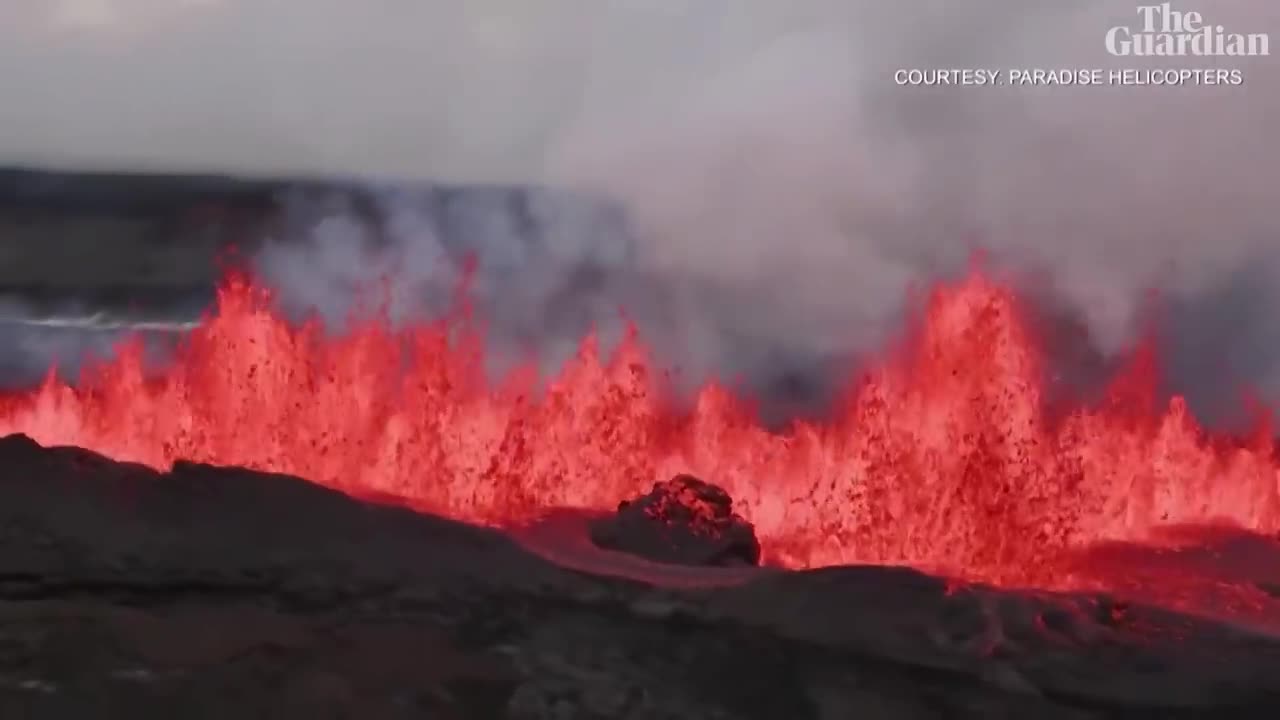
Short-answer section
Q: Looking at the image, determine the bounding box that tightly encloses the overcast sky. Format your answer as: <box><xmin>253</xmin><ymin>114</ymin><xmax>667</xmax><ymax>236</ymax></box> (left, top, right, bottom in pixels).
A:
<box><xmin>1</xmin><ymin>1</ymin><xmax>1276</xmax><ymax>185</ymax></box>
<box><xmin>0</xmin><ymin>0</ymin><xmax>860</xmax><ymax>182</ymax></box>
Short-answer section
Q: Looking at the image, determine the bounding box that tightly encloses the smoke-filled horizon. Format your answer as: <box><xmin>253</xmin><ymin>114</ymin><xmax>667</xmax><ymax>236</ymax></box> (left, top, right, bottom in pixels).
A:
<box><xmin>3</xmin><ymin>1</ymin><xmax>1280</xmax><ymax>422</ymax></box>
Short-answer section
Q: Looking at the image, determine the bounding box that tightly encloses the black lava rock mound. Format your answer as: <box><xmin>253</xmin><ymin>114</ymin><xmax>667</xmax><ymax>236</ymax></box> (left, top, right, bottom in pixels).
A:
<box><xmin>589</xmin><ymin>474</ymin><xmax>762</xmax><ymax>567</ymax></box>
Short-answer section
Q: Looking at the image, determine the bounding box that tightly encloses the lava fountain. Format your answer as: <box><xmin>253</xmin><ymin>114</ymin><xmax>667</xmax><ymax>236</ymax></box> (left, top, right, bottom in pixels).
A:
<box><xmin>2</xmin><ymin>269</ymin><xmax>1278</xmax><ymax>623</ymax></box>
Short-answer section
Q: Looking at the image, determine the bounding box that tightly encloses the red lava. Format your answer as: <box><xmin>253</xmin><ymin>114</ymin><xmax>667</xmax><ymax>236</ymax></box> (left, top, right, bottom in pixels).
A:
<box><xmin>2</xmin><ymin>269</ymin><xmax>1278</xmax><ymax>630</ymax></box>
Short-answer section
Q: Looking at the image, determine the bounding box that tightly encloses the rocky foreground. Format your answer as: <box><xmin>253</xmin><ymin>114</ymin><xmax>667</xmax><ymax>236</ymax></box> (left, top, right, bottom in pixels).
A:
<box><xmin>1</xmin><ymin>433</ymin><xmax>1279</xmax><ymax>718</ymax></box>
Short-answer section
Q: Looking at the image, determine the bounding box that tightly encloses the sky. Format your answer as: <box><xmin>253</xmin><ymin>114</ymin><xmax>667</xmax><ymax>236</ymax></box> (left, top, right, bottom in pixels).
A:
<box><xmin>0</xmin><ymin>0</ymin><xmax>855</xmax><ymax>181</ymax></box>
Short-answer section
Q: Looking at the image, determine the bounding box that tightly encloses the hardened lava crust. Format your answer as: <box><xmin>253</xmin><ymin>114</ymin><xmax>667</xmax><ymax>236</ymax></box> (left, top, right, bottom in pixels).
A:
<box><xmin>1</xmin><ymin>433</ymin><xmax>1279</xmax><ymax>719</ymax></box>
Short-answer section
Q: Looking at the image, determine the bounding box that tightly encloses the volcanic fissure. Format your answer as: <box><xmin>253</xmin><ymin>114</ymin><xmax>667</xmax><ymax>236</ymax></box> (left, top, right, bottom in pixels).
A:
<box><xmin>2</xmin><ymin>268</ymin><xmax>1278</xmax><ymax>625</ymax></box>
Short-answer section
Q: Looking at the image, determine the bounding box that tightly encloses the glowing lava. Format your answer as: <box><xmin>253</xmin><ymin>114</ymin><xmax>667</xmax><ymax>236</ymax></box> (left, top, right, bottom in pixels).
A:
<box><xmin>1</xmin><ymin>270</ymin><xmax>1278</xmax><ymax>616</ymax></box>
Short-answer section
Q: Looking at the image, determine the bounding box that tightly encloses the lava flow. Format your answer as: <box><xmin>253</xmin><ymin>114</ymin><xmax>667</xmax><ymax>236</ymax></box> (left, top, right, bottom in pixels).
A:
<box><xmin>2</xmin><ymin>270</ymin><xmax>1279</xmax><ymax>625</ymax></box>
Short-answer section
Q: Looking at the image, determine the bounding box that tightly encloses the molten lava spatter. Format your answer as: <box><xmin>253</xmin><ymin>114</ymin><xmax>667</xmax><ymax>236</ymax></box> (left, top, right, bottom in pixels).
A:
<box><xmin>1</xmin><ymin>271</ymin><xmax>1278</xmax><ymax>620</ymax></box>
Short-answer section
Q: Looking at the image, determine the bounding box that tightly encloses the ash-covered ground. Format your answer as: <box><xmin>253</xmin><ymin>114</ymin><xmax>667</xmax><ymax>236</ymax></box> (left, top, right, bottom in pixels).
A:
<box><xmin>1</xmin><ymin>169</ymin><xmax>1280</xmax><ymax>718</ymax></box>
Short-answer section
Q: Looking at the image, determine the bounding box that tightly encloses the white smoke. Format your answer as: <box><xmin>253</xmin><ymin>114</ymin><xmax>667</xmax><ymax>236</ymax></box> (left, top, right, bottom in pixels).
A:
<box><xmin>3</xmin><ymin>1</ymin><xmax>1280</xmax><ymax>419</ymax></box>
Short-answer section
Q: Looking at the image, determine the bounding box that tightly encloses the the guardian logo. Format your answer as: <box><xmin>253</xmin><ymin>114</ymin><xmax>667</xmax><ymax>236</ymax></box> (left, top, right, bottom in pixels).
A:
<box><xmin>1106</xmin><ymin>3</ymin><xmax>1270</xmax><ymax>57</ymax></box>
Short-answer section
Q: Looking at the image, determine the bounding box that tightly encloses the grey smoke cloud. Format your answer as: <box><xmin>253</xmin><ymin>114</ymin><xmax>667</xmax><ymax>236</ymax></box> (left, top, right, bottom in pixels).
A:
<box><xmin>3</xmin><ymin>1</ymin><xmax>1280</xmax><ymax>420</ymax></box>
<box><xmin>0</xmin><ymin>303</ymin><xmax>184</xmax><ymax>390</ymax></box>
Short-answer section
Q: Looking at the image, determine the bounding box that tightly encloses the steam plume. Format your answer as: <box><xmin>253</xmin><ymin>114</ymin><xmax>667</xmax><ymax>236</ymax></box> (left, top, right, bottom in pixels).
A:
<box><xmin>3</xmin><ymin>1</ymin><xmax>1279</xmax><ymax>421</ymax></box>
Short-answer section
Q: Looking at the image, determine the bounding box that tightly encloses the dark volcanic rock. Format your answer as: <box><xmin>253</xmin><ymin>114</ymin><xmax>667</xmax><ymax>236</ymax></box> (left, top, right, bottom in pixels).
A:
<box><xmin>3</xmin><ymin>434</ymin><xmax>1280</xmax><ymax>717</ymax></box>
<box><xmin>589</xmin><ymin>475</ymin><xmax>762</xmax><ymax>567</ymax></box>
<box><xmin>0</xmin><ymin>165</ymin><xmax>630</xmax><ymax>301</ymax></box>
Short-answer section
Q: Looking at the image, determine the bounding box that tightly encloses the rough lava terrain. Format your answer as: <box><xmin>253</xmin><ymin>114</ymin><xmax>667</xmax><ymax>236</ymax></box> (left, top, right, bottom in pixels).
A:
<box><xmin>1</xmin><ymin>433</ymin><xmax>1279</xmax><ymax>719</ymax></box>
